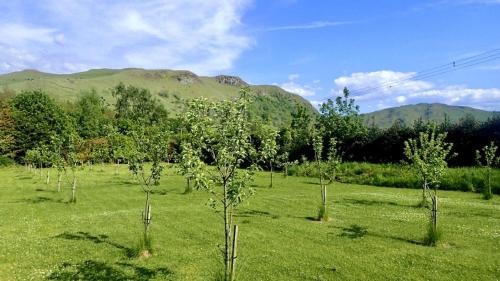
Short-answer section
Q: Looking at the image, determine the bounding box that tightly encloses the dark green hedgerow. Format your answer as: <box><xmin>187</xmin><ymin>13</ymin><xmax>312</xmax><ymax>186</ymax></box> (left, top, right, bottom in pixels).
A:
<box><xmin>288</xmin><ymin>161</ymin><xmax>500</xmax><ymax>194</ymax></box>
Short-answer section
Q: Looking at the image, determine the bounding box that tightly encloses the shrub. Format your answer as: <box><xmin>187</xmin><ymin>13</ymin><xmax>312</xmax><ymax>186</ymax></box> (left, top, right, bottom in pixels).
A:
<box><xmin>317</xmin><ymin>204</ymin><xmax>329</xmax><ymax>222</ymax></box>
<box><xmin>0</xmin><ymin>155</ymin><xmax>14</xmax><ymax>166</ymax></box>
<box><xmin>424</xmin><ymin>221</ymin><xmax>441</xmax><ymax>246</ymax></box>
<box><xmin>289</xmin><ymin>162</ymin><xmax>500</xmax><ymax>194</ymax></box>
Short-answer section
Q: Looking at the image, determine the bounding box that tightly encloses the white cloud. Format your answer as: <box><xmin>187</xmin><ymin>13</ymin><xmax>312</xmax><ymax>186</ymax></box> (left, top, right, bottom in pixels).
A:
<box><xmin>332</xmin><ymin>70</ymin><xmax>500</xmax><ymax>112</ymax></box>
<box><xmin>278</xmin><ymin>74</ymin><xmax>318</xmax><ymax>97</ymax></box>
<box><xmin>0</xmin><ymin>23</ymin><xmax>63</xmax><ymax>45</ymax></box>
<box><xmin>0</xmin><ymin>0</ymin><xmax>253</xmax><ymax>75</ymax></box>
<box><xmin>266</xmin><ymin>21</ymin><xmax>350</xmax><ymax>31</ymax></box>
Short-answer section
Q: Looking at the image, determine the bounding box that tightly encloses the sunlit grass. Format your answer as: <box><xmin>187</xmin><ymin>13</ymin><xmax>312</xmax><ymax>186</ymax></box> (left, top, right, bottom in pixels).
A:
<box><xmin>0</xmin><ymin>164</ymin><xmax>498</xmax><ymax>280</ymax></box>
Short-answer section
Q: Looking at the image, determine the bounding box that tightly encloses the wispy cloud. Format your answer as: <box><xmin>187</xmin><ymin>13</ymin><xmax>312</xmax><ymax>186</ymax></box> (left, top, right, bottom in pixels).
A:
<box><xmin>265</xmin><ymin>21</ymin><xmax>351</xmax><ymax>31</ymax></box>
<box><xmin>276</xmin><ymin>74</ymin><xmax>320</xmax><ymax>97</ymax></box>
<box><xmin>0</xmin><ymin>0</ymin><xmax>253</xmax><ymax>75</ymax></box>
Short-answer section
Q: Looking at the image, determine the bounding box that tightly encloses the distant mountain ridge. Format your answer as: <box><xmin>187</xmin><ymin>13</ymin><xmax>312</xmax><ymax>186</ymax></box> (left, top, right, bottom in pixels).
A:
<box><xmin>0</xmin><ymin>68</ymin><xmax>316</xmax><ymax>127</ymax></box>
<box><xmin>362</xmin><ymin>103</ymin><xmax>499</xmax><ymax>128</ymax></box>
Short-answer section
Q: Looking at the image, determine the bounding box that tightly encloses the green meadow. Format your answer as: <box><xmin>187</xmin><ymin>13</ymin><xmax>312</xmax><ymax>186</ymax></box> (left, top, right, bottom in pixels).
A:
<box><xmin>0</xmin><ymin>165</ymin><xmax>499</xmax><ymax>281</ymax></box>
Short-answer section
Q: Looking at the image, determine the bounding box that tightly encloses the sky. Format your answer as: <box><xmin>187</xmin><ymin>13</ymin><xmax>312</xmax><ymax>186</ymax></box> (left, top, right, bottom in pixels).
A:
<box><xmin>0</xmin><ymin>0</ymin><xmax>499</xmax><ymax>113</ymax></box>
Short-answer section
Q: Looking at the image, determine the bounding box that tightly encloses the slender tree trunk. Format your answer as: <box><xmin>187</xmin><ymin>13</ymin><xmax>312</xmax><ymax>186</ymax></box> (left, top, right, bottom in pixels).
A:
<box><xmin>284</xmin><ymin>165</ymin><xmax>288</xmax><ymax>178</ymax></box>
<box><xmin>431</xmin><ymin>195</ymin><xmax>438</xmax><ymax>231</ymax></box>
<box><xmin>39</xmin><ymin>163</ymin><xmax>43</xmax><ymax>178</ymax></box>
<box><xmin>230</xmin><ymin>224</ymin><xmax>239</xmax><ymax>281</ymax></box>
<box><xmin>223</xmin><ymin>182</ymin><xmax>232</xmax><ymax>281</ymax></box>
<box><xmin>422</xmin><ymin>180</ymin><xmax>428</xmax><ymax>203</ymax></box>
<box><xmin>46</xmin><ymin>170</ymin><xmax>50</xmax><ymax>185</ymax></box>
<box><xmin>57</xmin><ymin>172</ymin><xmax>62</xmax><ymax>192</ymax></box>
<box><xmin>71</xmin><ymin>176</ymin><xmax>77</xmax><ymax>203</ymax></box>
<box><xmin>143</xmin><ymin>191</ymin><xmax>152</xmax><ymax>243</ymax></box>
<box><xmin>270</xmin><ymin>161</ymin><xmax>273</xmax><ymax>188</ymax></box>
<box><xmin>322</xmin><ymin>185</ymin><xmax>327</xmax><ymax>212</ymax></box>
<box><xmin>316</xmin><ymin>158</ymin><xmax>326</xmax><ymax>215</ymax></box>
<box><xmin>185</xmin><ymin>177</ymin><xmax>192</xmax><ymax>193</ymax></box>
<box><xmin>488</xmin><ymin>168</ymin><xmax>491</xmax><ymax>198</ymax></box>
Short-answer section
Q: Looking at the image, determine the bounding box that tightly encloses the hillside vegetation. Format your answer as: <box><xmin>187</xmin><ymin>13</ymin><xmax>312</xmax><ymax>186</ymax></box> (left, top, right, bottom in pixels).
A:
<box><xmin>362</xmin><ymin>103</ymin><xmax>499</xmax><ymax>128</ymax></box>
<box><xmin>0</xmin><ymin>69</ymin><xmax>315</xmax><ymax>127</ymax></box>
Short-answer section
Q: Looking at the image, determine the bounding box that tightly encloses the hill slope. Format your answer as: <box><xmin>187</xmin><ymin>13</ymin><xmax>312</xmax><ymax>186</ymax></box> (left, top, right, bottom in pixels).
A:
<box><xmin>0</xmin><ymin>69</ymin><xmax>315</xmax><ymax>127</ymax></box>
<box><xmin>362</xmin><ymin>103</ymin><xmax>499</xmax><ymax>128</ymax></box>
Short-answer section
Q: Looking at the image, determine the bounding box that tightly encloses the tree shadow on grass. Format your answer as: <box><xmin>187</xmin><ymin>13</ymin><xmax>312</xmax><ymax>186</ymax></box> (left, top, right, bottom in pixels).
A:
<box><xmin>343</xmin><ymin>198</ymin><xmax>416</xmax><ymax>208</ymax></box>
<box><xmin>302</xmin><ymin>181</ymin><xmax>321</xmax><ymax>185</ymax></box>
<box><xmin>235</xmin><ymin>209</ymin><xmax>280</xmax><ymax>219</ymax></box>
<box><xmin>18</xmin><ymin>196</ymin><xmax>64</xmax><ymax>204</ymax></box>
<box><xmin>36</xmin><ymin>188</ymin><xmax>57</xmax><ymax>193</ymax></box>
<box><xmin>150</xmin><ymin>189</ymin><xmax>169</xmax><ymax>196</ymax></box>
<box><xmin>46</xmin><ymin>260</ymin><xmax>174</xmax><ymax>281</ymax></box>
<box><xmin>53</xmin><ymin>232</ymin><xmax>136</xmax><ymax>258</ymax></box>
<box><xmin>339</xmin><ymin>224</ymin><xmax>368</xmax><ymax>239</ymax></box>
<box><xmin>329</xmin><ymin>224</ymin><xmax>424</xmax><ymax>245</ymax></box>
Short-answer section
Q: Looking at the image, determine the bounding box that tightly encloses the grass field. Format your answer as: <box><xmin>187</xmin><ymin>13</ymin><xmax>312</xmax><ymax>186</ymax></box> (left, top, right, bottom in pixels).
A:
<box><xmin>0</xmin><ymin>165</ymin><xmax>499</xmax><ymax>281</ymax></box>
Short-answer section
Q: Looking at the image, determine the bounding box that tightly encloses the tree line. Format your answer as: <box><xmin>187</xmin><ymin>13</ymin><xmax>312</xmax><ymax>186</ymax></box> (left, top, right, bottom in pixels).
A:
<box><xmin>1</xmin><ymin>85</ymin><xmax>498</xmax><ymax>169</ymax></box>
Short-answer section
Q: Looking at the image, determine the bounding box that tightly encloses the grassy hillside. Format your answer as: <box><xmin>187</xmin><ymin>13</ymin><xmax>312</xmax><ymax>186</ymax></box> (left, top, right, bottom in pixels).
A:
<box><xmin>0</xmin><ymin>165</ymin><xmax>498</xmax><ymax>280</ymax></box>
<box><xmin>362</xmin><ymin>103</ymin><xmax>498</xmax><ymax>128</ymax></box>
<box><xmin>0</xmin><ymin>69</ymin><xmax>315</xmax><ymax>127</ymax></box>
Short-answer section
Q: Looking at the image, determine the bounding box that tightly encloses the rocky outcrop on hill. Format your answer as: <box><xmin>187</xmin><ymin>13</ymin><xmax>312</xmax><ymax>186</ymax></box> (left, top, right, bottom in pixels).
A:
<box><xmin>172</xmin><ymin>71</ymin><xmax>201</xmax><ymax>84</ymax></box>
<box><xmin>214</xmin><ymin>75</ymin><xmax>248</xmax><ymax>87</ymax></box>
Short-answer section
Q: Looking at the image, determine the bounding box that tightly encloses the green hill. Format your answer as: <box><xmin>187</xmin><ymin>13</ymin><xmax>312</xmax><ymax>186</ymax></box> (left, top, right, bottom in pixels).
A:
<box><xmin>361</xmin><ymin>103</ymin><xmax>499</xmax><ymax>128</ymax></box>
<box><xmin>0</xmin><ymin>69</ymin><xmax>315</xmax><ymax>127</ymax></box>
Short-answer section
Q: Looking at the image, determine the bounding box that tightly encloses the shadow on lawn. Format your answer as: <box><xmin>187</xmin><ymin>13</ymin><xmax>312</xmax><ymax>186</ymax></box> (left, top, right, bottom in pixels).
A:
<box><xmin>46</xmin><ymin>260</ymin><xmax>174</xmax><ymax>281</ymax></box>
<box><xmin>35</xmin><ymin>188</ymin><xmax>57</xmax><ymax>193</ymax></box>
<box><xmin>235</xmin><ymin>209</ymin><xmax>280</xmax><ymax>219</ymax></box>
<box><xmin>339</xmin><ymin>224</ymin><xmax>368</xmax><ymax>239</ymax></box>
<box><xmin>331</xmin><ymin>224</ymin><xmax>424</xmax><ymax>245</ymax></box>
<box><xmin>53</xmin><ymin>232</ymin><xmax>137</xmax><ymax>258</ymax></box>
<box><xmin>343</xmin><ymin>198</ymin><xmax>416</xmax><ymax>208</ymax></box>
<box><xmin>18</xmin><ymin>196</ymin><xmax>64</xmax><ymax>204</ymax></box>
<box><xmin>150</xmin><ymin>189</ymin><xmax>169</xmax><ymax>196</ymax></box>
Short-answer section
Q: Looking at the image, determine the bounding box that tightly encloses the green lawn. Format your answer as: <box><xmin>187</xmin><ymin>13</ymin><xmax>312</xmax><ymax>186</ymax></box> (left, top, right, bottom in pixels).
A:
<box><xmin>0</xmin><ymin>165</ymin><xmax>499</xmax><ymax>281</ymax></box>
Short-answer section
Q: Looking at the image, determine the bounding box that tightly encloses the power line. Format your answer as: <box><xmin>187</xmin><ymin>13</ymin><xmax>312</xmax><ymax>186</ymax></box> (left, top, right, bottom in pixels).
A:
<box><xmin>347</xmin><ymin>48</ymin><xmax>500</xmax><ymax>96</ymax></box>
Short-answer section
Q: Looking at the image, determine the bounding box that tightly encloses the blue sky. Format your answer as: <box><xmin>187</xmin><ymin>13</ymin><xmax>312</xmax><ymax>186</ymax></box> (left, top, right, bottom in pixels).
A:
<box><xmin>0</xmin><ymin>0</ymin><xmax>499</xmax><ymax>112</ymax></box>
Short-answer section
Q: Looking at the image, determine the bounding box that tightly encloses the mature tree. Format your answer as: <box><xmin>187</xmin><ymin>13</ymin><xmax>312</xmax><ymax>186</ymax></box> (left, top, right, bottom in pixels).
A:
<box><xmin>476</xmin><ymin>142</ymin><xmax>499</xmax><ymax>199</ymax></box>
<box><xmin>276</xmin><ymin>127</ymin><xmax>293</xmax><ymax>177</ymax></box>
<box><xmin>112</xmin><ymin>83</ymin><xmax>168</xmax><ymax>133</ymax></box>
<box><xmin>10</xmin><ymin>90</ymin><xmax>74</xmax><ymax>157</ymax></box>
<box><xmin>289</xmin><ymin>104</ymin><xmax>315</xmax><ymax>160</ymax></box>
<box><xmin>180</xmin><ymin>88</ymin><xmax>261</xmax><ymax>281</ymax></box>
<box><xmin>0</xmin><ymin>99</ymin><xmax>16</xmax><ymax>157</ymax></box>
<box><xmin>319</xmin><ymin>87</ymin><xmax>365</xmax><ymax>158</ymax></box>
<box><xmin>108</xmin><ymin>130</ymin><xmax>134</xmax><ymax>175</ymax></box>
<box><xmin>260</xmin><ymin>125</ymin><xmax>279</xmax><ymax>187</ymax></box>
<box><xmin>73</xmin><ymin>90</ymin><xmax>111</xmax><ymax>138</ymax></box>
<box><xmin>404</xmin><ymin>124</ymin><xmax>453</xmax><ymax>245</ymax></box>
<box><xmin>128</xmin><ymin>125</ymin><xmax>168</xmax><ymax>255</ymax></box>
<box><xmin>88</xmin><ymin>137</ymin><xmax>110</xmax><ymax>170</ymax></box>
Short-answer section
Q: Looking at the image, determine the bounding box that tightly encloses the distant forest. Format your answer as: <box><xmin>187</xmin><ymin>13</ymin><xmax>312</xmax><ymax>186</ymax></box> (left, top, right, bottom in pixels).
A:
<box><xmin>0</xmin><ymin>85</ymin><xmax>498</xmax><ymax>167</ymax></box>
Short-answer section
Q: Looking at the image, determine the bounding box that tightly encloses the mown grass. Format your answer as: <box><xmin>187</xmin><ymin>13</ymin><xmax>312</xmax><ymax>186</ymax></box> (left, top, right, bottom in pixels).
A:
<box><xmin>0</xmin><ymin>165</ymin><xmax>499</xmax><ymax>280</ymax></box>
<box><xmin>289</xmin><ymin>161</ymin><xmax>500</xmax><ymax>194</ymax></box>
